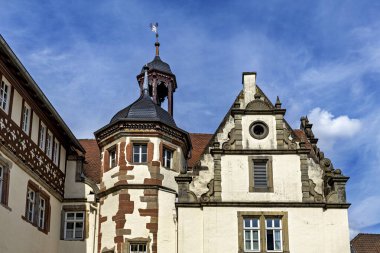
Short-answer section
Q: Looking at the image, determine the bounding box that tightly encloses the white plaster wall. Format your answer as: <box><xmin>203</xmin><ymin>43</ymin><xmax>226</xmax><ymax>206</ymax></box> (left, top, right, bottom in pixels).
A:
<box><xmin>241</xmin><ymin>115</ymin><xmax>277</xmax><ymax>149</ymax></box>
<box><xmin>31</xmin><ymin>111</ymin><xmax>39</xmax><ymax>144</ymax></box>
<box><xmin>190</xmin><ymin>153</ymin><xmax>214</xmax><ymax>197</ymax></box>
<box><xmin>216</xmin><ymin>115</ymin><xmax>235</xmax><ymax>144</ymax></box>
<box><xmin>307</xmin><ymin>158</ymin><xmax>324</xmax><ymax>195</ymax></box>
<box><xmin>0</xmin><ymin>152</ymin><xmax>61</xmax><ymax>253</ymax></box>
<box><xmin>243</xmin><ymin>73</ymin><xmax>256</xmax><ymax>107</ymax></box>
<box><xmin>157</xmin><ymin>190</ymin><xmax>177</xmax><ymax>253</ymax></box>
<box><xmin>11</xmin><ymin>88</ymin><xmax>22</xmax><ymax>126</ymax></box>
<box><xmin>59</xmin><ymin>146</ymin><xmax>66</xmax><ymax>173</ymax></box>
<box><xmin>100</xmin><ymin>193</ymin><xmax>119</xmax><ymax>250</ymax></box>
<box><xmin>127</xmin><ymin>189</ymin><xmax>151</xmax><ymax>238</ymax></box>
<box><xmin>178</xmin><ymin>206</ymin><xmax>350</xmax><ymax>253</ymax></box>
<box><xmin>64</xmin><ymin>160</ymin><xmax>92</xmax><ymax>199</ymax></box>
<box><xmin>221</xmin><ymin>155</ymin><xmax>302</xmax><ymax>202</ymax></box>
<box><xmin>178</xmin><ymin>208</ymin><xmax>203</xmax><ymax>253</ymax></box>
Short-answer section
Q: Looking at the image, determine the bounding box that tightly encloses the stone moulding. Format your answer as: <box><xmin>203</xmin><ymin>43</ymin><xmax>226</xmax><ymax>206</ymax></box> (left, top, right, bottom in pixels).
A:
<box><xmin>175</xmin><ymin>201</ymin><xmax>350</xmax><ymax>209</ymax></box>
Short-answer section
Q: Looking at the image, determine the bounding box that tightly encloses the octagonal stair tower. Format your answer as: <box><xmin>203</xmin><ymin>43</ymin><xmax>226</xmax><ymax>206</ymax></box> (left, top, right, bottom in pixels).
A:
<box><xmin>94</xmin><ymin>42</ymin><xmax>191</xmax><ymax>253</ymax></box>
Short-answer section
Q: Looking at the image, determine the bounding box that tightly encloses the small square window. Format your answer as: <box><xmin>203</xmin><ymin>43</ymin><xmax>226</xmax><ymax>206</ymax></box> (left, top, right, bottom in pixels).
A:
<box><xmin>133</xmin><ymin>144</ymin><xmax>147</xmax><ymax>163</ymax></box>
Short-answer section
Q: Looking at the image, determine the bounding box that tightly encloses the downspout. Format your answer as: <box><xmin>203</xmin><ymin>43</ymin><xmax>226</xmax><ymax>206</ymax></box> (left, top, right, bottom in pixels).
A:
<box><xmin>90</xmin><ymin>202</ymin><xmax>99</xmax><ymax>253</ymax></box>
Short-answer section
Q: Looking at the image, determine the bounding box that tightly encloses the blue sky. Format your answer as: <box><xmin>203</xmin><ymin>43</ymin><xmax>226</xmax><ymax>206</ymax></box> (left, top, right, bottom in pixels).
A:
<box><xmin>1</xmin><ymin>0</ymin><xmax>379</xmax><ymax>238</ymax></box>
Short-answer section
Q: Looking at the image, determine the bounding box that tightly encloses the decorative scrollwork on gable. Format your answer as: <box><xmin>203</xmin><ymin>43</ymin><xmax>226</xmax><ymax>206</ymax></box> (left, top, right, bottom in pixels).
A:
<box><xmin>246</xmin><ymin>100</ymin><xmax>272</xmax><ymax>110</ymax></box>
<box><xmin>200</xmin><ymin>179</ymin><xmax>215</xmax><ymax>202</ymax></box>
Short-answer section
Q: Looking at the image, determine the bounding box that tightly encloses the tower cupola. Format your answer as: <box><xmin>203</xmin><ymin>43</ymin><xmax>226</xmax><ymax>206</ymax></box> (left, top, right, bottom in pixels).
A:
<box><xmin>136</xmin><ymin>23</ymin><xmax>177</xmax><ymax>116</ymax></box>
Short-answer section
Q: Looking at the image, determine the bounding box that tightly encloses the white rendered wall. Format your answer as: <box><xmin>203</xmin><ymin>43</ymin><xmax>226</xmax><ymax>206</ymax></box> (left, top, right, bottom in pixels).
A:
<box><xmin>177</xmin><ymin>207</ymin><xmax>350</xmax><ymax>253</ymax></box>
<box><xmin>157</xmin><ymin>190</ymin><xmax>177</xmax><ymax>253</ymax></box>
<box><xmin>221</xmin><ymin>154</ymin><xmax>302</xmax><ymax>202</ymax></box>
<box><xmin>0</xmin><ymin>152</ymin><xmax>61</xmax><ymax>253</ymax></box>
<box><xmin>241</xmin><ymin>115</ymin><xmax>277</xmax><ymax>150</ymax></box>
<box><xmin>10</xmin><ymin>88</ymin><xmax>22</xmax><ymax>126</ymax></box>
<box><xmin>64</xmin><ymin>160</ymin><xmax>92</xmax><ymax>199</ymax></box>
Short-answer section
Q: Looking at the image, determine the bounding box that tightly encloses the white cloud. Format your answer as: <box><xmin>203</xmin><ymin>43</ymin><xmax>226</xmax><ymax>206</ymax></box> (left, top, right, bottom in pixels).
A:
<box><xmin>307</xmin><ymin>108</ymin><xmax>361</xmax><ymax>150</ymax></box>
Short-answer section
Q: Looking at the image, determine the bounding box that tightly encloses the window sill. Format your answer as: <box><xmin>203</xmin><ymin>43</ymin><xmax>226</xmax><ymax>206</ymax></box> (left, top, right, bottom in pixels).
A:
<box><xmin>61</xmin><ymin>238</ymin><xmax>85</xmax><ymax>241</ymax></box>
<box><xmin>130</xmin><ymin>162</ymin><xmax>148</xmax><ymax>165</ymax></box>
<box><xmin>250</xmin><ymin>187</ymin><xmax>274</xmax><ymax>193</ymax></box>
<box><xmin>0</xmin><ymin>203</ymin><xmax>12</xmax><ymax>211</ymax></box>
<box><xmin>21</xmin><ymin>216</ymin><xmax>49</xmax><ymax>234</ymax></box>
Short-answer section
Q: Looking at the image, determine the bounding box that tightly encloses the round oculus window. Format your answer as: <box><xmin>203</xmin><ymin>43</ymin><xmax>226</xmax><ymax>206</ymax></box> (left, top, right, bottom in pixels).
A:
<box><xmin>249</xmin><ymin>121</ymin><xmax>269</xmax><ymax>139</ymax></box>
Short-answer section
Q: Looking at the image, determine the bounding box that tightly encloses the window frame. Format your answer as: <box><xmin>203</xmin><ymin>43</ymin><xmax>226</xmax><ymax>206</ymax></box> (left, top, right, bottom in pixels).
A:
<box><xmin>64</xmin><ymin>211</ymin><xmax>85</xmax><ymax>240</ymax></box>
<box><xmin>133</xmin><ymin>143</ymin><xmax>148</xmax><ymax>164</ymax></box>
<box><xmin>162</xmin><ymin>147</ymin><xmax>174</xmax><ymax>168</ymax></box>
<box><xmin>109</xmin><ymin>146</ymin><xmax>117</xmax><ymax>168</ymax></box>
<box><xmin>248</xmin><ymin>156</ymin><xmax>274</xmax><ymax>193</ymax></box>
<box><xmin>61</xmin><ymin>205</ymin><xmax>88</xmax><ymax>241</ymax></box>
<box><xmin>238</xmin><ymin>211</ymin><xmax>289</xmax><ymax>253</ymax></box>
<box><xmin>0</xmin><ymin>155</ymin><xmax>11</xmax><ymax>209</ymax></box>
<box><xmin>126</xmin><ymin>238</ymin><xmax>150</xmax><ymax>253</ymax></box>
<box><xmin>52</xmin><ymin>139</ymin><xmax>60</xmax><ymax>166</ymax></box>
<box><xmin>38</xmin><ymin>122</ymin><xmax>46</xmax><ymax>151</ymax></box>
<box><xmin>0</xmin><ymin>79</ymin><xmax>10</xmax><ymax>113</ymax></box>
<box><xmin>23</xmin><ymin>180</ymin><xmax>51</xmax><ymax>234</ymax></box>
<box><xmin>21</xmin><ymin>102</ymin><xmax>31</xmax><ymax>134</ymax></box>
<box><xmin>46</xmin><ymin>131</ymin><xmax>53</xmax><ymax>159</ymax></box>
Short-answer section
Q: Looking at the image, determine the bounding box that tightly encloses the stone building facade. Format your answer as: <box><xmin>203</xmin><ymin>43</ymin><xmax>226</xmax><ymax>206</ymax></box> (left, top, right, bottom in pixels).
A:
<box><xmin>0</xmin><ymin>34</ymin><xmax>350</xmax><ymax>253</ymax></box>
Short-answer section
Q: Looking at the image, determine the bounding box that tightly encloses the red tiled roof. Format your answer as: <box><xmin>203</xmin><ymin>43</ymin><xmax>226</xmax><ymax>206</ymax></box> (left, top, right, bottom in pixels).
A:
<box><xmin>79</xmin><ymin>139</ymin><xmax>101</xmax><ymax>184</ymax></box>
<box><xmin>188</xmin><ymin>133</ymin><xmax>213</xmax><ymax>168</ymax></box>
<box><xmin>351</xmin><ymin>233</ymin><xmax>380</xmax><ymax>253</ymax></box>
<box><xmin>293</xmin><ymin>129</ymin><xmax>313</xmax><ymax>150</ymax></box>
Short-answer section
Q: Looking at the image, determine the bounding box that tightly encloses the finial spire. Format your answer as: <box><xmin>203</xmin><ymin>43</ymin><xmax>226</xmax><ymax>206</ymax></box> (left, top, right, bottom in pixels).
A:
<box><xmin>142</xmin><ymin>65</ymin><xmax>149</xmax><ymax>94</ymax></box>
<box><xmin>150</xmin><ymin>22</ymin><xmax>159</xmax><ymax>56</ymax></box>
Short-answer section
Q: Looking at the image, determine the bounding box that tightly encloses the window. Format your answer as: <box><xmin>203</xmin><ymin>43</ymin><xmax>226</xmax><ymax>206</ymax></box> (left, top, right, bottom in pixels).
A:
<box><xmin>26</xmin><ymin>188</ymin><xmax>36</xmax><ymax>222</ymax></box>
<box><xmin>64</xmin><ymin>212</ymin><xmax>85</xmax><ymax>240</ymax></box>
<box><xmin>38</xmin><ymin>197</ymin><xmax>46</xmax><ymax>229</ymax></box>
<box><xmin>130</xmin><ymin>243</ymin><xmax>147</xmax><ymax>253</ymax></box>
<box><xmin>265</xmin><ymin>218</ymin><xmax>282</xmax><ymax>251</ymax></box>
<box><xmin>238</xmin><ymin>212</ymin><xmax>288</xmax><ymax>253</ymax></box>
<box><xmin>249</xmin><ymin>121</ymin><xmax>269</xmax><ymax>140</ymax></box>
<box><xmin>254</xmin><ymin>161</ymin><xmax>267</xmax><ymax>188</ymax></box>
<box><xmin>23</xmin><ymin>181</ymin><xmax>50</xmax><ymax>233</ymax></box>
<box><xmin>109</xmin><ymin>148</ymin><xmax>117</xmax><ymax>168</ymax></box>
<box><xmin>21</xmin><ymin>103</ymin><xmax>31</xmax><ymax>134</ymax></box>
<box><xmin>244</xmin><ymin>218</ymin><xmax>260</xmax><ymax>252</ymax></box>
<box><xmin>0</xmin><ymin>80</ymin><xmax>9</xmax><ymax>112</ymax></box>
<box><xmin>163</xmin><ymin>148</ymin><xmax>173</xmax><ymax>168</ymax></box>
<box><xmin>46</xmin><ymin>132</ymin><xmax>53</xmax><ymax>158</ymax></box>
<box><xmin>0</xmin><ymin>159</ymin><xmax>11</xmax><ymax>207</ymax></box>
<box><xmin>52</xmin><ymin>139</ymin><xmax>60</xmax><ymax>165</ymax></box>
<box><xmin>39</xmin><ymin>123</ymin><xmax>46</xmax><ymax>150</ymax></box>
<box><xmin>249</xmin><ymin>156</ymin><xmax>273</xmax><ymax>192</ymax></box>
<box><xmin>133</xmin><ymin>144</ymin><xmax>147</xmax><ymax>163</ymax></box>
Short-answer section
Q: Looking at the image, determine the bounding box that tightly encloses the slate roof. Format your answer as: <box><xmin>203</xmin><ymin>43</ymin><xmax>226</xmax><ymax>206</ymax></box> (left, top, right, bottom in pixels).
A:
<box><xmin>79</xmin><ymin>139</ymin><xmax>101</xmax><ymax>184</ymax></box>
<box><xmin>110</xmin><ymin>92</ymin><xmax>177</xmax><ymax>128</ymax></box>
<box><xmin>351</xmin><ymin>233</ymin><xmax>380</xmax><ymax>253</ymax></box>
<box><xmin>141</xmin><ymin>56</ymin><xmax>173</xmax><ymax>75</ymax></box>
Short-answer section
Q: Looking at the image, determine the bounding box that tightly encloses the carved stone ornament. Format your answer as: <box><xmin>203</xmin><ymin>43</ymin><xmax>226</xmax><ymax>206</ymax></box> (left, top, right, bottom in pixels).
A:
<box><xmin>200</xmin><ymin>179</ymin><xmax>215</xmax><ymax>202</ymax></box>
<box><xmin>308</xmin><ymin>179</ymin><xmax>323</xmax><ymax>202</ymax></box>
<box><xmin>283</xmin><ymin>128</ymin><xmax>297</xmax><ymax>150</ymax></box>
<box><xmin>246</xmin><ymin>100</ymin><xmax>272</xmax><ymax>110</ymax></box>
<box><xmin>222</xmin><ymin>128</ymin><xmax>237</xmax><ymax>150</ymax></box>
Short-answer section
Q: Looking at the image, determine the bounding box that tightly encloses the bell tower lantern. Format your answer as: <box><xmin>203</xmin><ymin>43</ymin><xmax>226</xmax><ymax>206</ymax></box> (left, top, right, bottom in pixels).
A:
<box><xmin>136</xmin><ymin>23</ymin><xmax>177</xmax><ymax>116</ymax></box>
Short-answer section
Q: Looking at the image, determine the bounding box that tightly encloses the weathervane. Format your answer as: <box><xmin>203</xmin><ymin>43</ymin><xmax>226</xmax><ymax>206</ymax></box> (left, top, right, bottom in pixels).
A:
<box><xmin>150</xmin><ymin>22</ymin><xmax>160</xmax><ymax>56</ymax></box>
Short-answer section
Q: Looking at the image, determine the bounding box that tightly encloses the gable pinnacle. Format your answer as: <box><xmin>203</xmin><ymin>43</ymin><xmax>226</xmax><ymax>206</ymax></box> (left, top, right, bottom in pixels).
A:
<box><xmin>275</xmin><ymin>96</ymin><xmax>282</xmax><ymax>108</ymax></box>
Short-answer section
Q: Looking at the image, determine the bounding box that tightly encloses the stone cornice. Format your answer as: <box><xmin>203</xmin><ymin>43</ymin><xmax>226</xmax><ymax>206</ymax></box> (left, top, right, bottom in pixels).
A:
<box><xmin>211</xmin><ymin>148</ymin><xmax>311</xmax><ymax>155</ymax></box>
<box><xmin>176</xmin><ymin>201</ymin><xmax>350</xmax><ymax>209</ymax></box>
<box><xmin>231</xmin><ymin>108</ymin><xmax>286</xmax><ymax>116</ymax></box>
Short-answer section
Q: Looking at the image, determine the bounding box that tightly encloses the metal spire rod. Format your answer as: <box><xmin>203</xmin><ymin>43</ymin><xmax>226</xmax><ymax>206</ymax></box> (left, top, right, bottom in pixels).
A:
<box><xmin>150</xmin><ymin>22</ymin><xmax>160</xmax><ymax>56</ymax></box>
